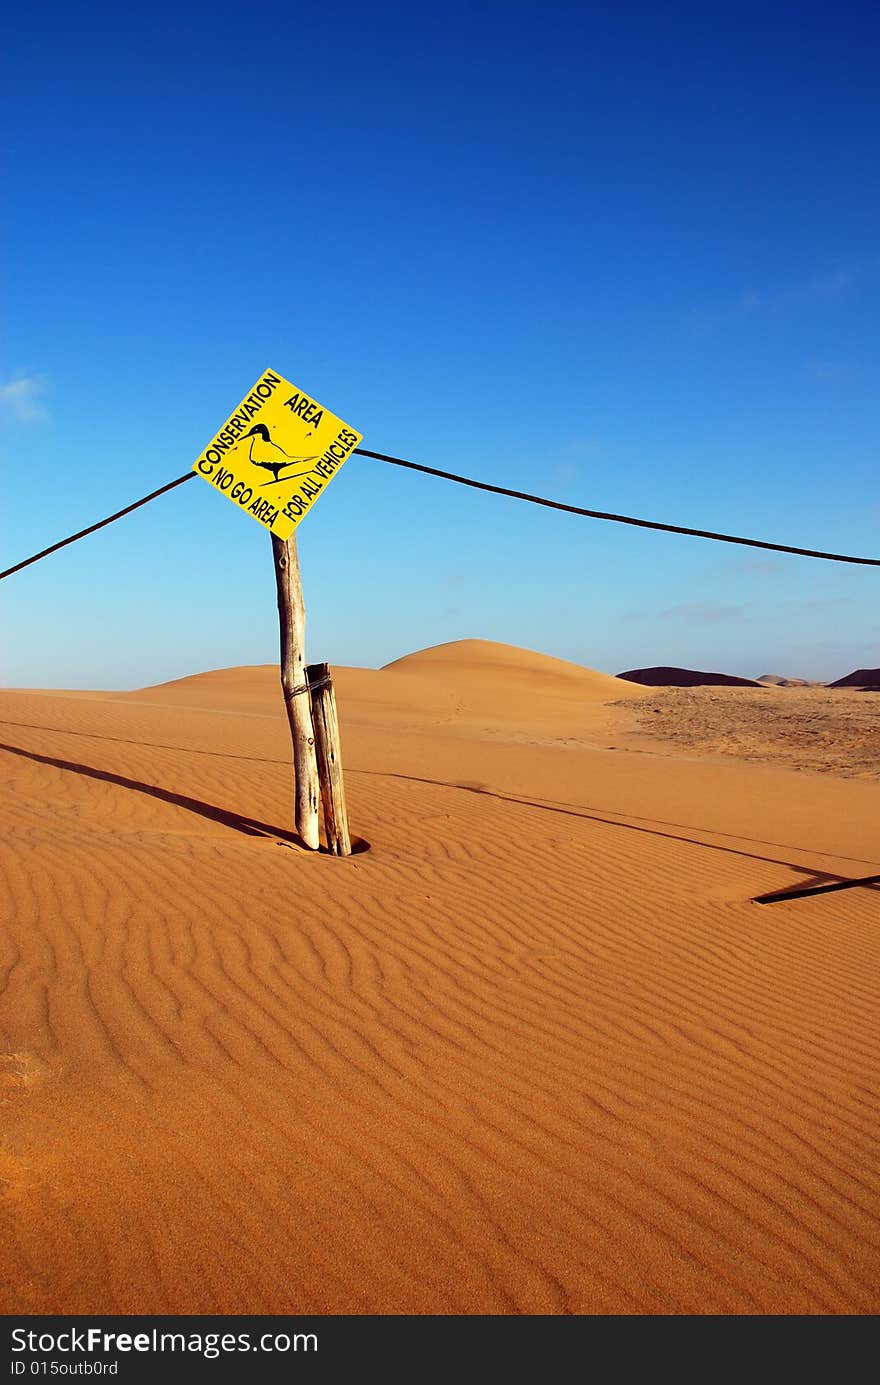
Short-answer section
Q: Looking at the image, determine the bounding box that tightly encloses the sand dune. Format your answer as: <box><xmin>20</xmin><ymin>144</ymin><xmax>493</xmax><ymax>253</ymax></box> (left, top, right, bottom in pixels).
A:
<box><xmin>384</xmin><ymin>637</ymin><xmax>639</xmax><ymax>696</ymax></box>
<box><xmin>756</xmin><ymin>674</ymin><xmax>816</xmax><ymax>688</ymax></box>
<box><xmin>1</xmin><ymin>640</ymin><xmax>879</xmax><ymax>1314</ymax></box>
<box><xmin>133</xmin><ymin>641</ymin><xmax>651</xmax><ymax>746</ymax></box>
<box><xmin>373</xmin><ymin>640</ymin><xmax>650</xmax><ymax>736</ymax></box>
<box><xmin>619</xmin><ymin>666</ymin><xmax>764</xmax><ymax>689</ymax></box>
<box><xmin>829</xmin><ymin>668</ymin><xmax>880</xmax><ymax>691</ymax></box>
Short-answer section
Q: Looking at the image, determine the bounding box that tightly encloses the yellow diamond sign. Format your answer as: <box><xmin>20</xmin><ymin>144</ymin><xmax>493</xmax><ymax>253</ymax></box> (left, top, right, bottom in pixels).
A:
<box><xmin>193</xmin><ymin>369</ymin><xmax>362</xmax><ymax>540</ymax></box>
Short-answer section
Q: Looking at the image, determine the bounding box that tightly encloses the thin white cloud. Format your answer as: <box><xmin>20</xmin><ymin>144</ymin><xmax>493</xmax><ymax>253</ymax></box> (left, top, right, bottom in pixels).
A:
<box><xmin>0</xmin><ymin>373</ymin><xmax>47</xmax><ymax>423</ymax></box>
<box><xmin>753</xmin><ymin>267</ymin><xmax>858</xmax><ymax>313</ymax></box>
<box><xmin>805</xmin><ymin>268</ymin><xmax>855</xmax><ymax>301</ymax></box>
<box><xmin>562</xmin><ymin>437</ymin><xmax>602</xmax><ymax>458</ymax></box>
<box><xmin>726</xmin><ymin>556</ymin><xmax>784</xmax><ymax>576</ymax></box>
<box><xmin>661</xmin><ymin>602</ymin><xmax>747</xmax><ymax>624</ymax></box>
<box><xmin>737</xmin><ymin>290</ymin><xmax>763</xmax><ymax>313</ymax></box>
<box><xmin>804</xmin><ymin>358</ymin><xmax>848</xmax><ymax>383</ymax></box>
<box><xmin>688</xmin><ymin>260</ymin><xmax>871</xmax><ymax>337</ymax></box>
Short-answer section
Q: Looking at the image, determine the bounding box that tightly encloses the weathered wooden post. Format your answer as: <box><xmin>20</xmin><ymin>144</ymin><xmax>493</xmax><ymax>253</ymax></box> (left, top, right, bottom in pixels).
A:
<box><xmin>307</xmin><ymin>661</ymin><xmax>352</xmax><ymax>857</ymax></box>
<box><xmin>272</xmin><ymin>533</ymin><xmax>320</xmax><ymax>850</ymax></box>
<box><xmin>190</xmin><ymin>366</ymin><xmax>362</xmax><ymax>851</ymax></box>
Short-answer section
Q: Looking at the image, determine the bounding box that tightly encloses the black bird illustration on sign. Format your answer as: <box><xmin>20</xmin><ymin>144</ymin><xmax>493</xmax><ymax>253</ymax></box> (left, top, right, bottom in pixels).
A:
<box><xmin>240</xmin><ymin>424</ymin><xmax>320</xmax><ymax>485</ymax></box>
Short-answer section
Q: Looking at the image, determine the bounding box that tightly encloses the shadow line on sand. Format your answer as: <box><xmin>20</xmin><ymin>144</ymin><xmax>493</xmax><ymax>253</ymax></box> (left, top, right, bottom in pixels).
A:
<box><xmin>0</xmin><ymin>741</ymin><xmax>303</xmax><ymax>847</ymax></box>
<box><xmin>753</xmin><ymin>875</ymin><xmax>880</xmax><ymax>904</ymax></box>
<box><xmin>4</xmin><ymin>718</ymin><xmax>876</xmax><ymax>871</ymax></box>
<box><xmin>0</xmin><ymin>719</ymin><xmax>284</xmax><ymax>767</ymax></box>
<box><xmin>2</xmin><ymin>726</ymin><xmax>872</xmax><ymax>892</ymax></box>
<box><xmin>350</xmin><ymin>768</ymin><xmax>880</xmax><ymax>901</ymax></box>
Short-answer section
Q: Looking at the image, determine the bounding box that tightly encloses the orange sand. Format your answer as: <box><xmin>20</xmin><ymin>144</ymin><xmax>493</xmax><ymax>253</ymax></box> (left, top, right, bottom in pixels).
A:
<box><xmin>1</xmin><ymin>639</ymin><xmax>878</xmax><ymax>1313</ymax></box>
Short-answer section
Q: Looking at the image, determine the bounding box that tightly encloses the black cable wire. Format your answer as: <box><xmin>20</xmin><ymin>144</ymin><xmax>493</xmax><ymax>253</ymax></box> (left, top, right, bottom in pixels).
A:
<box><xmin>2</xmin><ymin>448</ymin><xmax>878</xmax><ymax>583</ymax></box>
<box><xmin>356</xmin><ymin>448</ymin><xmax>880</xmax><ymax>566</ymax></box>
<box><xmin>0</xmin><ymin>473</ymin><xmax>196</xmax><ymax>581</ymax></box>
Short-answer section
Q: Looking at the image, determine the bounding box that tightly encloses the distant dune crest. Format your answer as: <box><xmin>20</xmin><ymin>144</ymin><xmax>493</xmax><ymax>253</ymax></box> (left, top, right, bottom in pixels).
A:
<box><xmin>134</xmin><ymin>646</ymin><xmax>880</xmax><ymax>699</ymax></box>
<box><xmin>383</xmin><ymin>638</ymin><xmax>636</xmax><ymax>693</ymax></box>
<box><xmin>828</xmin><ymin>667</ymin><xmax>880</xmax><ymax>690</ymax></box>
<box><xmin>756</xmin><ymin>673</ymin><xmax>817</xmax><ymax>688</ymax></box>
<box><xmin>618</xmin><ymin>666</ymin><xmax>764</xmax><ymax>688</ymax></box>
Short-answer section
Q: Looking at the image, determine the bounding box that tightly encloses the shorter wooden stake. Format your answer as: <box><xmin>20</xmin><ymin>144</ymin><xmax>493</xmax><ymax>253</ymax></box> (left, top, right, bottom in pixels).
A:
<box><xmin>306</xmin><ymin>662</ymin><xmax>352</xmax><ymax>857</ymax></box>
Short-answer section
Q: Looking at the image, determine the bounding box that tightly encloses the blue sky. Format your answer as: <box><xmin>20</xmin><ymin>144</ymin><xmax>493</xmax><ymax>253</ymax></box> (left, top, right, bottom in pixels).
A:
<box><xmin>3</xmin><ymin>1</ymin><xmax>878</xmax><ymax>687</ymax></box>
